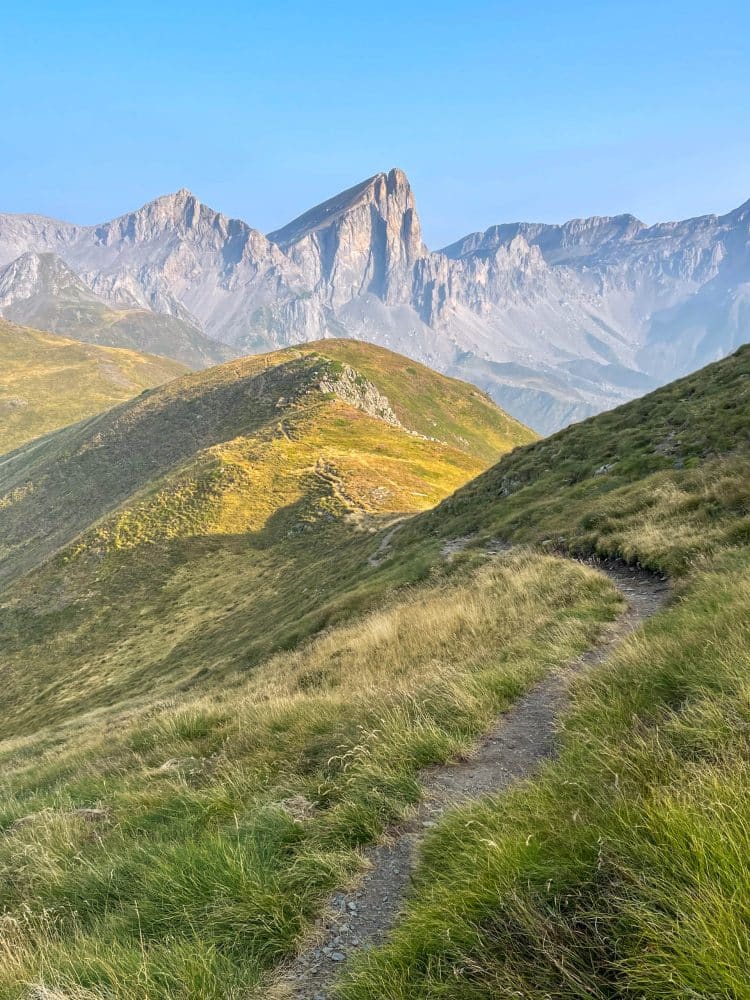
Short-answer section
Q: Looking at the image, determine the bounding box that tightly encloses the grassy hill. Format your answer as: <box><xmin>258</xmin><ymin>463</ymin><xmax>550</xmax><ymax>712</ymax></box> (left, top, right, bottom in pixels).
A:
<box><xmin>0</xmin><ymin>339</ymin><xmax>534</xmax><ymax>732</ymax></box>
<box><xmin>399</xmin><ymin>340</ymin><xmax>750</xmax><ymax>574</ymax></box>
<box><xmin>0</xmin><ymin>318</ymin><xmax>187</xmax><ymax>452</ymax></box>
<box><xmin>0</xmin><ymin>343</ymin><xmax>747</xmax><ymax>998</ymax></box>
<box><xmin>334</xmin><ymin>344</ymin><xmax>750</xmax><ymax>1000</ymax></box>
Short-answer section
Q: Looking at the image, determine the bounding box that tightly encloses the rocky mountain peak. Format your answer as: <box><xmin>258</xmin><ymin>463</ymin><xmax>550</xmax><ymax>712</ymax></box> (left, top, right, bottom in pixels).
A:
<box><xmin>0</xmin><ymin>251</ymin><xmax>94</xmax><ymax>307</ymax></box>
<box><xmin>267</xmin><ymin>167</ymin><xmax>424</xmax><ymax>307</ymax></box>
<box><xmin>268</xmin><ymin>167</ymin><xmax>416</xmax><ymax>247</ymax></box>
<box><xmin>93</xmin><ymin>189</ymin><xmax>211</xmax><ymax>246</ymax></box>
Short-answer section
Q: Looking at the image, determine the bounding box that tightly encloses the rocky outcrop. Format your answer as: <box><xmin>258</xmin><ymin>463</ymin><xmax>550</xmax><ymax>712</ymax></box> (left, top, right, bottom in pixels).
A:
<box><xmin>315</xmin><ymin>361</ymin><xmax>402</xmax><ymax>428</ymax></box>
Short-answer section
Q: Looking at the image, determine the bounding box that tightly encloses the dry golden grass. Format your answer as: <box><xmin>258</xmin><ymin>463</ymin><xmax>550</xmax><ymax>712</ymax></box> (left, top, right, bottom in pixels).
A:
<box><xmin>0</xmin><ymin>552</ymin><xmax>618</xmax><ymax>999</ymax></box>
<box><xmin>0</xmin><ymin>318</ymin><xmax>186</xmax><ymax>452</ymax></box>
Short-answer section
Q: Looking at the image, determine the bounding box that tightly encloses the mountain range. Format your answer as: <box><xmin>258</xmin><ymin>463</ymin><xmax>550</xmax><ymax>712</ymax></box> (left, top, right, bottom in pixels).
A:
<box><xmin>1</xmin><ymin>169</ymin><xmax>748</xmax><ymax>432</ymax></box>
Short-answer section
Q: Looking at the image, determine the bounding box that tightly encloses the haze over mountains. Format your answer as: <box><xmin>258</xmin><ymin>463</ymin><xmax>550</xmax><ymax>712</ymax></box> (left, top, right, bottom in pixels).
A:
<box><xmin>1</xmin><ymin>169</ymin><xmax>748</xmax><ymax>432</ymax></box>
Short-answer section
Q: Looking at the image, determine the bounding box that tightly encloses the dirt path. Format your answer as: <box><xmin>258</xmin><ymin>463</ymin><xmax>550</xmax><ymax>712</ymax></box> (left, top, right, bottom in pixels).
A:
<box><xmin>273</xmin><ymin>555</ymin><xmax>669</xmax><ymax>1000</ymax></box>
<box><xmin>367</xmin><ymin>519</ymin><xmax>406</xmax><ymax>567</ymax></box>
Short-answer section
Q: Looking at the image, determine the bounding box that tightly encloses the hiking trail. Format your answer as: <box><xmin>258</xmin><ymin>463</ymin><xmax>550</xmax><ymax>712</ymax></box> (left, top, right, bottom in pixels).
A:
<box><xmin>272</xmin><ymin>547</ymin><xmax>669</xmax><ymax>999</ymax></box>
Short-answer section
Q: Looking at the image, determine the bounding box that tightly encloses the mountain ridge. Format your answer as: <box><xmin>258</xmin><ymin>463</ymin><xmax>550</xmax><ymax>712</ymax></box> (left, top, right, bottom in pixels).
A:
<box><xmin>1</xmin><ymin>171</ymin><xmax>748</xmax><ymax>433</ymax></box>
<box><xmin>0</xmin><ymin>338</ymin><xmax>532</xmax><ymax>592</ymax></box>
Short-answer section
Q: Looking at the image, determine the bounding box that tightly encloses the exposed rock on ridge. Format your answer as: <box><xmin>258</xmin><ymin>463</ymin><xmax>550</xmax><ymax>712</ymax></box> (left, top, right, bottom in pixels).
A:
<box><xmin>315</xmin><ymin>361</ymin><xmax>403</xmax><ymax>428</ymax></box>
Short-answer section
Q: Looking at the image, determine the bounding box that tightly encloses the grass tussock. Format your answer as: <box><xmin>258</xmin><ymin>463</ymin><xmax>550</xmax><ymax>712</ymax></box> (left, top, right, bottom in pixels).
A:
<box><xmin>0</xmin><ymin>552</ymin><xmax>617</xmax><ymax>998</ymax></box>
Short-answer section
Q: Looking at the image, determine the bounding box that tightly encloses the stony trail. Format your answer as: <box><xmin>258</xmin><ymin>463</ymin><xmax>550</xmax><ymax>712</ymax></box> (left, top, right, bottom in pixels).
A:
<box><xmin>272</xmin><ymin>555</ymin><xmax>670</xmax><ymax>1000</ymax></box>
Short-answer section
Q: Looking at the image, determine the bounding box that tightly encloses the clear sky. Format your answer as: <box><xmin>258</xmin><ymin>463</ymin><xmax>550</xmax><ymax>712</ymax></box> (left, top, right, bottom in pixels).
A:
<box><xmin>2</xmin><ymin>0</ymin><xmax>748</xmax><ymax>247</ymax></box>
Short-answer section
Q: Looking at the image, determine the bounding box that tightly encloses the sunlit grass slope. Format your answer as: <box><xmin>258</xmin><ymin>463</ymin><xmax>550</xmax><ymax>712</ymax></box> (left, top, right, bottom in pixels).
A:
<box><xmin>0</xmin><ymin>318</ymin><xmax>187</xmax><ymax>452</ymax></box>
<box><xmin>0</xmin><ymin>340</ymin><xmax>532</xmax><ymax>736</ymax></box>
<box><xmin>337</xmin><ymin>345</ymin><xmax>750</xmax><ymax>1000</ymax></box>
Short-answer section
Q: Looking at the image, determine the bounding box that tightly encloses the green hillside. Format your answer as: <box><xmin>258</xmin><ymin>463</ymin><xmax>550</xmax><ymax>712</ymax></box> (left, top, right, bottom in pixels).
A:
<box><xmin>400</xmin><ymin>340</ymin><xmax>750</xmax><ymax>574</ymax></box>
<box><xmin>0</xmin><ymin>339</ymin><xmax>533</xmax><ymax>732</ymax></box>
<box><xmin>0</xmin><ymin>319</ymin><xmax>187</xmax><ymax>452</ymax></box>
<box><xmin>0</xmin><ymin>343</ymin><xmax>747</xmax><ymax>999</ymax></box>
<box><xmin>335</xmin><ymin>344</ymin><xmax>750</xmax><ymax>1000</ymax></box>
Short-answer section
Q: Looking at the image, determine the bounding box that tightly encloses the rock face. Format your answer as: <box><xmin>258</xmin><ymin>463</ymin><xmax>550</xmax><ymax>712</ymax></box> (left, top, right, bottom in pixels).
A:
<box><xmin>0</xmin><ymin>251</ymin><xmax>233</xmax><ymax>369</ymax></box>
<box><xmin>269</xmin><ymin>168</ymin><xmax>424</xmax><ymax>307</ymax></box>
<box><xmin>315</xmin><ymin>360</ymin><xmax>403</xmax><ymax>429</ymax></box>
<box><xmin>1</xmin><ymin>173</ymin><xmax>748</xmax><ymax>432</ymax></box>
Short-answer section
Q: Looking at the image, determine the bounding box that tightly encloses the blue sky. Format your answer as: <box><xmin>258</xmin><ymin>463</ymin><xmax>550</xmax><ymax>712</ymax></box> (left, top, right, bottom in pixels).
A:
<box><xmin>2</xmin><ymin>1</ymin><xmax>748</xmax><ymax>247</ymax></box>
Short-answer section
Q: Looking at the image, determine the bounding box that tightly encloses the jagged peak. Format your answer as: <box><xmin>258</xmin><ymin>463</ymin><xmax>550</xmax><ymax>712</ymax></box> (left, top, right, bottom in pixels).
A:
<box><xmin>137</xmin><ymin>187</ymin><xmax>198</xmax><ymax>209</ymax></box>
<box><xmin>91</xmin><ymin>188</ymin><xmax>286</xmax><ymax>259</ymax></box>
<box><xmin>113</xmin><ymin>187</ymin><xmax>204</xmax><ymax>224</ymax></box>
<box><xmin>384</xmin><ymin>166</ymin><xmax>411</xmax><ymax>190</ymax></box>
<box><xmin>267</xmin><ymin>167</ymin><xmax>417</xmax><ymax>249</ymax></box>
<box><xmin>720</xmin><ymin>197</ymin><xmax>750</xmax><ymax>223</ymax></box>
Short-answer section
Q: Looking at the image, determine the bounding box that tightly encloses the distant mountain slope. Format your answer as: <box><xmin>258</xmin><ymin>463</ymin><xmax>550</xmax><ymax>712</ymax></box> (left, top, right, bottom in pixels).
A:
<box><xmin>1</xmin><ymin>175</ymin><xmax>748</xmax><ymax>432</ymax></box>
<box><xmin>0</xmin><ymin>318</ymin><xmax>187</xmax><ymax>452</ymax></box>
<box><xmin>0</xmin><ymin>339</ymin><xmax>531</xmax><ymax>730</ymax></box>
<box><xmin>0</xmin><ymin>251</ymin><xmax>234</xmax><ymax>368</ymax></box>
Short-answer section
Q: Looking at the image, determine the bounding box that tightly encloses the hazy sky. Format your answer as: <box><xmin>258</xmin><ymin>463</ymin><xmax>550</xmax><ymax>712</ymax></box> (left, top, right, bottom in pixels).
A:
<box><xmin>2</xmin><ymin>0</ymin><xmax>748</xmax><ymax>247</ymax></box>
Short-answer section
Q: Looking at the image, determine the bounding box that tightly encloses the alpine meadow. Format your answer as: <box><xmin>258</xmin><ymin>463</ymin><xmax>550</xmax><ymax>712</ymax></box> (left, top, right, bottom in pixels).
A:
<box><xmin>1</xmin><ymin>4</ymin><xmax>749</xmax><ymax>998</ymax></box>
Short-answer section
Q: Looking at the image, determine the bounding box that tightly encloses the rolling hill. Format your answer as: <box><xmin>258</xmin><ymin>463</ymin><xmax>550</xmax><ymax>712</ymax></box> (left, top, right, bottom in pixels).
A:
<box><xmin>0</xmin><ymin>338</ymin><xmax>534</xmax><ymax>731</ymax></box>
<box><xmin>0</xmin><ymin>318</ymin><xmax>187</xmax><ymax>452</ymax></box>
<box><xmin>0</xmin><ymin>342</ymin><xmax>747</xmax><ymax>998</ymax></box>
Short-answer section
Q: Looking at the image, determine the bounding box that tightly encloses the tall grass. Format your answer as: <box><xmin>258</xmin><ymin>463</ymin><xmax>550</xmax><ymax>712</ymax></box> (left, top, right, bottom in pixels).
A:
<box><xmin>0</xmin><ymin>552</ymin><xmax>617</xmax><ymax>998</ymax></box>
<box><xmin>337</xmin><ymin>556</ymin><xmax>750</xmax><ymax>999</ymax></box>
